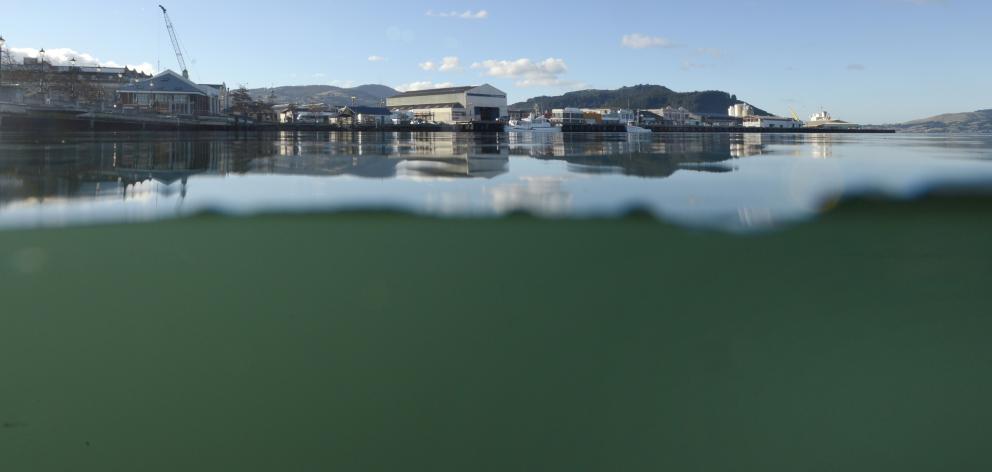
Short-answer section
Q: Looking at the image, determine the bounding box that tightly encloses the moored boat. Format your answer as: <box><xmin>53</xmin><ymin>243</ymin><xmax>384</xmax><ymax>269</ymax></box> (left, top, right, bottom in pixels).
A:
<box><xmin>626</xmin><ymin>123</ymin><xmax>652</xmax><ymax>134</ymax></box>
<box><xmin>806</xmin><ymin>110</ymin><xmax>860</xmax><ymax>129</ymax></box>
<box><xmin>506</xmin><ymin>114</ymin><xmax>562</xmax><ymax>133</ymax></box>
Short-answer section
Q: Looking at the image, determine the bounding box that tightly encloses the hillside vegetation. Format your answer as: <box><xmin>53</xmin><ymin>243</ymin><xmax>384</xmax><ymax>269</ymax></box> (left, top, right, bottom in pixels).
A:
<box><xmin>511</xmin><ymin>85</ymin><xmax>770</xmax><ymax>116</ymax></box>
<box><xmin>894</xmin><ymin>110</ymin><xmax>992</xmax><ymax>133</ymax></box>
<box><xmin>248</xmin><ymin>84</ymin><xmax>399</xmax><ymax>107</ymax></box>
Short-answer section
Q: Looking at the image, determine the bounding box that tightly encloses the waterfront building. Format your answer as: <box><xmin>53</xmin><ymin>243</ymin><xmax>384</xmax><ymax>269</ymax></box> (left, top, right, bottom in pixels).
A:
<box><xmin>3</xmin><ymin>57</ymin><xmax>151</xmax><ymax>107</ymax></box>
<box><xmin>645</xmin><ymin>106</ymin><xmax>693</xmax><ymax>125</ymax></box>
<box><xmin>508</xmin><ymin>109</ymin><xmax>538</xmax><ymax>121</ymax></box>
<box><xmin>743</xmin><ymin>116</ymin><xmax>803</xmax><ymax>129</ymax></box>
<box><xmin>637</xmin><ymin>110</ymin><xmax>674</xmax><ymax>126</ymax></box>
<box><xmin>551</xmin><ymin>108</ymin><xmax>585</xmax><ymax>125</ymax></box>
<box><xmin>387</xmin><ymin>85</ymin><xmax>508</xmax><ymax>124</ymax></box>
<box><xmin>199</xmin><ymin>84</ymin><xmax>229</xmax><ymax>111</ymax></box>
<box><xmin>338</xmin><ymin>106</ymin><xmax>392</xmax><ymax>126</ymax></box>
<box><xmin>700</xmin><ymin>113</ymin><xmax>742</xmax><ymax>127</ymax></box>
<box><xmin>296</xmin><ymin>111</ymin><xmax>344</xmax><ymax>125</ymax></box>
<box><xmin>117</xmin><ymin>70</ymin><xmax>221</xmax><ymax>115</ymax></box>
<box><xmin>579</xmin><ymin>109</ymin><xmax>636</xmax><ymax>125</ymax></box>
<box><xmin>272</xmin><ymin>104</ymin><xmax>297</xmax><ymax>123</ymax></box>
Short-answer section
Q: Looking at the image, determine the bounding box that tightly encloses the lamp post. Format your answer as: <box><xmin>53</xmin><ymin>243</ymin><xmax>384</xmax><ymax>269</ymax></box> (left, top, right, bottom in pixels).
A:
<box><xmin>38</xmin><ymin>48</ymin><xmax>47</xmax><ymax>102</ymax></box>
<box><xmin>69</xmin><ymin>57</ymin><xmax>77</xmax><ymax>103</ymax></box>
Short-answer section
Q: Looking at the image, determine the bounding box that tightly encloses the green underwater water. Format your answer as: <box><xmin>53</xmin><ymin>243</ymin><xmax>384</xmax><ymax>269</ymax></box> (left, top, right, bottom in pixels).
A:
<box><xmin>1</xmin><ymin>197</ymin><xmax>991</xmax><ymax>471</ymax></box>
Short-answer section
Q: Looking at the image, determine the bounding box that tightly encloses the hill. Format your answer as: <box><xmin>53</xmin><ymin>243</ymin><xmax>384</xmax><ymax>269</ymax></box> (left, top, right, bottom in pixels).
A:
<box><xmin>510</xmin><ymin>85</ymin><xmax>770</xmax><ymax>116</ymax></box>
<box><xmin>893</xmin><ymin>109</ymin><xmax>992</xmax><ymax>133</ymax></box>
<box><xmin>248</xmin><ymin>84</ymin><xmax>399</xmax><ymax>107</ymax></box>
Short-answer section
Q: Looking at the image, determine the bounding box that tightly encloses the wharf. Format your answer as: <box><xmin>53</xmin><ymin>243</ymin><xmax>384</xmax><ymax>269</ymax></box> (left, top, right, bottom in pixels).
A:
<box><xmin>646</xmin><ymin>125</ymin><xmax>895</xmax><ymax>134</ymax></box>
<box><xmin>1</xmin><ymin>107</ymin><xmax>896</xmax><ymax>134</ymax></box>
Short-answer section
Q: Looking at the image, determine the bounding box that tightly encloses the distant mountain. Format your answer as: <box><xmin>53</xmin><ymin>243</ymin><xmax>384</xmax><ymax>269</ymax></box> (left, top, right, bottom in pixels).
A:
<box><xmin>510</xmin><ymin>85</ymin><xmax>771</xmax><ymax>116</ymax></box>
<box><xmin>892</xmin><ymin>109</ymin><xmax>992</xmax><ymax>133</ymax></box>
<box><xmin>249</xmin><ymin>84</ymin><xmax>399</xmax><ymax>107</ymax></box>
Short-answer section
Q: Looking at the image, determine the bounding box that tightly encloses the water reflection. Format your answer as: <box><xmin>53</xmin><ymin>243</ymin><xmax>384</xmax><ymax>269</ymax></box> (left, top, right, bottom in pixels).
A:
<box><xmin>729</xmin><ymin>133</ymin><xmax>839</xmax><ymax>158</ymax></box>
<box><xmin>1</xmin><ymin>131</ymin><xmax>990</xmax><ymax>230</ymax></box>
<box><xmin>0</xmin><ymin>131</ymin><xmax>753</xmax><ymax>207</ymax></box>
<box><xmin>512</xmin><ymin>133</ymin><xmax>742</xmax><ymax>177</ymax></box>
<box><xmin>257</xmin><ymin>132</ymin><xmax>510</xmax><ymax>179</ymax></box>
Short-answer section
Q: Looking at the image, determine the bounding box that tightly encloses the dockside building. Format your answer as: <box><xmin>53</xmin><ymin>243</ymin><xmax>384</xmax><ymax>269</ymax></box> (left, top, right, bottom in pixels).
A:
<box><xmin>387</xmin><ymin>85</ymin><xmax>507</xmax><ymax>124</ymax></box>
<box><xmin>117</xmin><ymin>70</ymin><xmax>222</xmax><ymax>115</ymax></box>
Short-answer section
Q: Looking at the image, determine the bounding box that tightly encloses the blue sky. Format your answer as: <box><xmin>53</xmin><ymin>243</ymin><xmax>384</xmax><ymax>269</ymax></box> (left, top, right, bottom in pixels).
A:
<box><xmin>2</xmin><ymin>0</ymin><xmax>989</xmax><ymax>123</ymax></box>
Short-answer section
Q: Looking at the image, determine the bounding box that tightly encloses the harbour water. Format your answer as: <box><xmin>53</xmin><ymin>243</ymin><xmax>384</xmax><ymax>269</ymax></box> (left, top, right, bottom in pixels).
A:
<box><xmin>1</xmin><ymin>131</ymin><xmax>990</xmax><ymax>231</ymax></box>
<box><xmin>3</xmin><ymin>131</ymin><xmax>992</xmax><ymax>471</ymax></box>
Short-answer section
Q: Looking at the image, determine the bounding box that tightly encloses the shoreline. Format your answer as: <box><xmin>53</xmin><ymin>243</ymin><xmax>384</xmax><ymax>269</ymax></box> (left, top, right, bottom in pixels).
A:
<box><xmin>0</xmin><ymin>108</ymin><xmax>895</xmax><ymax>134</ymax></box>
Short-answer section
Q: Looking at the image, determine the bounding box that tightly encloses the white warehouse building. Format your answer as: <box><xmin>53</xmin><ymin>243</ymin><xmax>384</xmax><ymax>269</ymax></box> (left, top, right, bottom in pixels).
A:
<box><xmin>387</xmin><ymin>85</ymin><xmax>508</xmax><ymax>124</ymax></box>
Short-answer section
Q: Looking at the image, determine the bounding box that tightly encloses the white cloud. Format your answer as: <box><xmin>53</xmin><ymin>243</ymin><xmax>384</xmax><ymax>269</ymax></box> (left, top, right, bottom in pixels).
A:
<box><xmin>420</xmin><ymin>57</ymin><xmax>461</xmax><ymax>72</ymax></box>
<box><xmin>426</xmin><ymin>10</ymin><xmax>489</xmax><ymax>20</ymax></box>
<box><xmin>439</xmin><ymin>57</ymin><xmax>461</xmax><ymax>72</ymax></box>
<box><xmin>368</xmin><ymin>55</ymin><xmax>386</xmax><ymax>62</ymax></box>
<box><xmin>847</xmin><ymin>63</ymin><xmax>866</xmax><ymax>71</ymax></box>
<box><xmin>471</xmin><ymin>58</ymin><xmax>573</xmax><ymax>87</ymax></box>
<box><xmin>330</xmin><ymin>80</ymin><xmax>357</xmax><ymax>88</ymax></box>
<box><xmin>8</xmin><ymin>46</ymin><xmax>155</xmax><ymax>75</ymax></box>
<box><xmin>394</xmin><ymin>81</ymin><xmax>456</xmax><ymax>92</ymax></box>
<box><xmin>621</xmin><ymin>34</ymin><xmax>677</xmax><ymax>49</ymax></box>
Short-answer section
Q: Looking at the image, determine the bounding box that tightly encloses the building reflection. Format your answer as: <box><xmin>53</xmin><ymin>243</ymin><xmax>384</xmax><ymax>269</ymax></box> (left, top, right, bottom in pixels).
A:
<box><xmin>256</xmin><ymin>131</ymin><xmax>509</xmax><ymax>179</ymax></box>
<box><xmin>0</xmin><ymin>133</ymin><xmax>269</xmax><ymax>207</ymax></box>
<box><xmin>0</xmin><ymin>132</ymin><xmax>512</xmax><ymax>207</ymax></box>
<box><xmin>0</xmin><ymin>130</ymin><xmax>809</xmax><ymax>209</ymax></box>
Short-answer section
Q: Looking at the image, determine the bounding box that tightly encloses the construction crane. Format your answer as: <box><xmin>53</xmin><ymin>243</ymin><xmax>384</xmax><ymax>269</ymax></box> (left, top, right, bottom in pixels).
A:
<box><xmin>789</xmin><ymin>106</ymin><xmax>803</xmax><ymax>123</ymax></box>
<box><xmin>158</xmin><ymin>5</ymin><xmax>190</xmax><ymax>79</ymax></box>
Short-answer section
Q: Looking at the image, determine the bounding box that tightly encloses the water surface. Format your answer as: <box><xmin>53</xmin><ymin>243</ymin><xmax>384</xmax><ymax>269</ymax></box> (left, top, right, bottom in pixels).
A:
<box><xmin>1</xmin><ymin>131</ymin><xmax>990</xmax><ymax>230</ymax></box>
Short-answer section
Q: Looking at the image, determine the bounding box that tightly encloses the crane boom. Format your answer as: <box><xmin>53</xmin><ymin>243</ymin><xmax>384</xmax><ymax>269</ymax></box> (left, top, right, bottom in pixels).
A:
<box><xmin>789</xmin><ymin>106</ymin><xmax>802</xmax><ymax>123</ymax></box>
<box><xmin>158</xmin><ymin>5</ymin><xmax>189</xmax><ymax>79</ymax></box>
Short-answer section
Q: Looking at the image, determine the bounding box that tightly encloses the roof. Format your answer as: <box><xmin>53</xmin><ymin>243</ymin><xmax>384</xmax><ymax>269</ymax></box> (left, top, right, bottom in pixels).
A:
<box><xmin>297</xmin><ymin>111</ymin><xmax>343</xmax><ymax>118</ymax></box>
<box><xmin>341</xmin><ymin>106</ymin><xmax>391</xmax><ymax>115</ymax></box>
<box><xmin>117</xmin><ymin>70</ymin><xmax>217</xmax><ymax>97</ymax></box>
<box><xmin>390</xmin><ymin>86</ymin><xmax>477</xmax><ymax>98</ymax></box>
<box><xmin>390</xmin><ymin>103</ymin><xmax>465</xmax><ymax>110</ymax></box>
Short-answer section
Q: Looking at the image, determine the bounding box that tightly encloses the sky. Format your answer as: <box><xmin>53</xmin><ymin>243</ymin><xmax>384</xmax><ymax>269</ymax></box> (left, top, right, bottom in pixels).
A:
<box><xmin>2</xmin><ymin>0</ymin><xmax>989</xmax><ymax>123</ymax></box>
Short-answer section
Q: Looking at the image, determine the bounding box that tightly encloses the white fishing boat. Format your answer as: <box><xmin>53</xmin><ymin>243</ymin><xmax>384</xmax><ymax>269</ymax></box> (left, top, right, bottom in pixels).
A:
<box><xmin>806</xmin><ymin>110</ymin><xmax>859</xmax><ymax>129</ymax></box>
<box><xmin>626</xmin><ymin>123</ymin><xmax>652</xmax><ymax>134</ymax></box>
<box><xmin>506</xmin><ymin>114</ymin><xmax>562</xmax><ymax>133</ymax></box>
